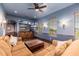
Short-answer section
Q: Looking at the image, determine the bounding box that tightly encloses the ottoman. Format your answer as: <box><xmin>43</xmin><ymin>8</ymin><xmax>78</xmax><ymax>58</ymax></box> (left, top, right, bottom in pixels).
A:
<box><xmin>25</xmin><ymin>39</ymin><xmax>44</xmax><ymax>52</ymax></box>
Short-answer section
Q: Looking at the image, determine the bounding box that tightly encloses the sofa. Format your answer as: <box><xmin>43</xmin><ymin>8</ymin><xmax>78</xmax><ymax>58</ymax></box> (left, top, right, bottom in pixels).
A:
<box><xmin>11</xmin><ymin>41</ymin><xmax>33</xmax><ymax>56</ymax></box>
<box><xmin>0</xmin><ymin>36</ymin><xmax>56</xmax><ymax>56</ymax></box>
<box><xmin>34</xmin><ymin>45</ymin><xmax>55</xmax><ymax>56</ymax></box>
<box><xmin>0</xmin><ymin>35</ymin><xmax>77</xmax><ymax>56</ymax></box>
<box><xmin>0</xmin><ymin>36</ymin><xmax>33</xmax><ymax>56</ymax></box>
<box><xmin>62</xmin><ymin>39</ymin><xmax>79</xmax><ymax>56</ymax></box>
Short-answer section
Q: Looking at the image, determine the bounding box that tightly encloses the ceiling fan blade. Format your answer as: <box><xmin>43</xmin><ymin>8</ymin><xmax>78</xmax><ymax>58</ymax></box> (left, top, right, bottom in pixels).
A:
<box><xmin>39</xmin><ymin>9</ymin><xmax>43</xmax><ymax>12</ymax></box>
<box><xmin>28</xmin><ymin>8</ymin><xmax>35</xmax><ymax>9</ymax></box>
<box><xmin>33</xmin><ymin>3</ymin><xmax>39</xmax><ymax>7</ymax></box>
<box><xmin>33</xmin><ymin>3</ymin><xmax>40</xmax><ymax>9</ymax></box>
<box><xmin>39</xmin><ymin>5</ymin><xmax>47</xmax><ymax>9</ymax></box>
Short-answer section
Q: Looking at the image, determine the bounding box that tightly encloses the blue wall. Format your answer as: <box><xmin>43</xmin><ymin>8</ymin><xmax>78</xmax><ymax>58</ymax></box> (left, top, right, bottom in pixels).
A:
<box><xmin>37</xmin><ymin>4</ymin><xmax>79</xmax><ymax>36</ymax></box>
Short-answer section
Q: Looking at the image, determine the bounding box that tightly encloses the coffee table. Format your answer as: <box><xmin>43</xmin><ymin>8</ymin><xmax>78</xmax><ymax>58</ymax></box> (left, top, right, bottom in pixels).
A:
<box><xmin>25</xmin><ymin>39</ymin><xmax>44</xmax><ymax>52</ymax></box>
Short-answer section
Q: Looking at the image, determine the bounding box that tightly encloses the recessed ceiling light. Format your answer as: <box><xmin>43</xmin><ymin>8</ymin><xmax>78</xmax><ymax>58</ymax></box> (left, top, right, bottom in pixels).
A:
<box><xmin>18</xmin><ymin>19</ymin><xmax>21</xmax><ymax>22</ymax></box>
<box><xmin>28</xmin><ymin>22</ymin><xmax>31</xmax><ymax>24</ymax></box>
<box><xmin>14</xmin><ymin>10</ymin><xmax>18</xmax><ymax>13</ymax></box>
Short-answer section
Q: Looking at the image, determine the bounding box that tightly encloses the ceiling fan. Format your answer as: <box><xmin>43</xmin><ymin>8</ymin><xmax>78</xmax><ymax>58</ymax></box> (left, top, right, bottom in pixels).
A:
<box><xmin>28</xmin><ymin>3</ymin><xmax>47</xmax><ymax>12</ymax></box>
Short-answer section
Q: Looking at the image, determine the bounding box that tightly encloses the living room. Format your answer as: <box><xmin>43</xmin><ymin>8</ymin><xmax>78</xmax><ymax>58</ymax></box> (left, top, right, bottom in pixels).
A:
<box><xmin>0</xmin><ymin>3</ymin><xmax>79</xmax><ymax>56</ymax></box>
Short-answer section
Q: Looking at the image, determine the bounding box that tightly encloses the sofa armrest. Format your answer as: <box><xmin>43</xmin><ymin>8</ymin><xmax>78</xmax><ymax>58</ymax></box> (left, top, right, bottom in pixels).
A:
<box><xmin>61</xmin><ymin>40</ymin><xmax>79</xmax><ymax>56</ymax></box>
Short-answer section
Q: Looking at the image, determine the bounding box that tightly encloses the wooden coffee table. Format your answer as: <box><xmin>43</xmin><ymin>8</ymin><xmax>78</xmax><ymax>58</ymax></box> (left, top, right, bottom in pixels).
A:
<box><xmin>25</xmin><ymin>39</ymin><xmax>44</xmax><ymax>52</ymax></box>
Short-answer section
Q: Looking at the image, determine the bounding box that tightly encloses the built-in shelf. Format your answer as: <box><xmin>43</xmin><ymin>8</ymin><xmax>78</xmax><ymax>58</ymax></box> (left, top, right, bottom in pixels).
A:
<box><xmin>19</xmin><ymin>23</ymin><xmax>31</xmax><ymax>31</ymax></box>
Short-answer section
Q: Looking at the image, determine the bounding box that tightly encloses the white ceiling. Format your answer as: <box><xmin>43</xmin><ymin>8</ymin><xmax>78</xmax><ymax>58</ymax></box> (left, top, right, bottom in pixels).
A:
<box><xmin>2</xmin><ymin>3</ymin><xmax>74</xmax><ymax>19</ymax></box>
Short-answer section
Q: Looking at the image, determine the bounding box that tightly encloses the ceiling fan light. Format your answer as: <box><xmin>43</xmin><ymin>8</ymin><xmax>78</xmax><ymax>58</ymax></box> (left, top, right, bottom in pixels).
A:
<box><xmin>35</xmin><ymin>9</ymin><xmax>39</xmax><ymax>11</ymax></box>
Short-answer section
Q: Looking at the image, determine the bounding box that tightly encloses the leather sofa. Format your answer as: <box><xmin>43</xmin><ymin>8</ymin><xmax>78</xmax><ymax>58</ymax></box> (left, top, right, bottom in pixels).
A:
<box><xmin>34</xmin><ymin>45</ymin><xmax>55</xmax><ymax>56</ymax></box>
<box><xmin>62</xmin><ymin>39</ymin><xmax>79</xmax><ymax>56</ymax></box>
<box><xmin>0</xmin><ymin>36</ymin><xmax>56</xmax><ymax>56</ymax></box>
<box><xmin>0</xmin><ymin>36</ymin><xmax>33</xmax><ymax>56</ymax></box>
<box><xmin>0</xmin><ymin>35</ymin><xmax>78</xmax><ymax>56</ymax></box>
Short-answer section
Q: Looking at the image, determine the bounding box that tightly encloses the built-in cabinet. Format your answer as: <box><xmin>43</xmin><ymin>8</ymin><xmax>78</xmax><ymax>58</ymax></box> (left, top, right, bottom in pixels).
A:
<box><xmin>18</xmin><ymin>22</ymin><xmax>34</xmax><ymax>41</ymax></box>
<box><xmin>19</xmin><ymin>23</ymin><xmax>31</xmax><ymax>31</ymax></box>
<box><xmin>19</xmin><ymin>31</ymin><xmax>33</xmax><ymax>41</ymax></box>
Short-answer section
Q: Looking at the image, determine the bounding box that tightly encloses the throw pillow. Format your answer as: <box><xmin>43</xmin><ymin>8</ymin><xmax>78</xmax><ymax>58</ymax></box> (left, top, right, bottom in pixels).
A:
<box><xmin>10</xmin><ymin>35</ymin><xmax>18</xmax><ymax>46</ymax></box>
<box><xmin>55</xmin><ymin>43</ymin><xmax>67</xmax><ymax>56</ymax></box>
